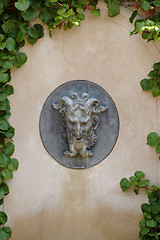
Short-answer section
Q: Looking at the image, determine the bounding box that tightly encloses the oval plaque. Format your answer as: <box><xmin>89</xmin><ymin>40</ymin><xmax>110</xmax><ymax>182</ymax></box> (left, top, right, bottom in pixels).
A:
<box><xmin>39</xmin><ymin>80</ymin><xmax>119</xmax><ymax>169</ymax></box>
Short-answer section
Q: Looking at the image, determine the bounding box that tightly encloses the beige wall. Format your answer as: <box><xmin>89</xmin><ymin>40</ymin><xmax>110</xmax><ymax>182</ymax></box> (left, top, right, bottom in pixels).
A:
<box><xmin>4</xmin><ymin>1</ymin><xmax>160</xmax><ymax>239</ymax></box>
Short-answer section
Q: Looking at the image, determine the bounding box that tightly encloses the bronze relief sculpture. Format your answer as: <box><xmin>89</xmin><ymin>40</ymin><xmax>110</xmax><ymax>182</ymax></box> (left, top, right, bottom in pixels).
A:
<box><xmin>39</xmin><ymin>80</ymin><xmax>119</xmax><ymax>169</ymax></box>
<box><xmin>52</xmin><ymin>93</ymin><xmax>108</xmax><ymax>158</ymax></box>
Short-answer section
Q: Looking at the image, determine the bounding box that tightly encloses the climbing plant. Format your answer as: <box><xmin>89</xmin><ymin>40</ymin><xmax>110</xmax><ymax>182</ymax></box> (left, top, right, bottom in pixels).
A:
<box><xmin>120</xmin><ymin>171</ymin><xmax>160</xmax><ymax>240</ymax></box>
<box><xmin>0</xmin><ymin>0</ymin><xmax>159</xmax><ymax>239</ymax></box>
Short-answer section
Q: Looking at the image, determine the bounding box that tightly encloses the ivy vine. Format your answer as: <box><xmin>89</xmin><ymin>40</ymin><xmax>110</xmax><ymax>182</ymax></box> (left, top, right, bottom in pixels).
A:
<box><xmin>0</xmin><ymin>0</ymin><xmax>159</xmax><ymax>239</ymax></box>
<box><xmin>120</xmin><ymin>171</ymin><xmax>160</xmax><ymax>239</ymax></box>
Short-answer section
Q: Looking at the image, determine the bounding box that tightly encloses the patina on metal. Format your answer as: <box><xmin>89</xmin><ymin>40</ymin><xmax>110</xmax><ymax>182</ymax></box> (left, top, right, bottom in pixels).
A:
<box><xmin>39</xmin><ymin>80</ymin><xmax>119</xmax><ymax>169</ymax></box>
<box><xmin>52</xmin><ymin>93</ymin><xmax>108</xmax><ymax>158</ymax></box>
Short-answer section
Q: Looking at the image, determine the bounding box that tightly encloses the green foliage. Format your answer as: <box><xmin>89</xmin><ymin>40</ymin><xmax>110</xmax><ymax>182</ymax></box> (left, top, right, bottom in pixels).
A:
<box><xmin>131</xmin><ymin>18</ymin><xmax>160</xmax><ymax>42</ymax></box>
<box><xmin>140</xmin><ymin>62</ymin><xmax>160</xmax><ymax>97</ymax></box>
<box><xmin>0</xmin><ymin>212</ymin><xmax>7</xmax><ymax>225</ymax></box>
<box><xmin>120</xmin><ymin>171</ymin><xmax>150</xmax><ymax>194</ymax></box>
<box><xmin>147</xmin><ymin>132</ymin><xmax>160</xmax><ymax>159</ymax></box>
<box><xmin>108</xmin><ymin>1</ymin><xmax>120</xmax><ymax>18</ymax></box>
<box><xmin>120</xmin><ymin>172</ymin><xmax>160</xmax><ymax>240</ymax></box>
<box><xmin>0</xmin><ymin>0</ymin><xmax>158</xmax><ymax>239</ymax></box>
<box><xmin>128</xmin><ymin>1</ymin><xmax>160</xmax><ymax>42</ymax></box>
<box><xmin>15</xmin><ymin>0</ymin><xmax>30</xmax><ymax>11</ymax></box>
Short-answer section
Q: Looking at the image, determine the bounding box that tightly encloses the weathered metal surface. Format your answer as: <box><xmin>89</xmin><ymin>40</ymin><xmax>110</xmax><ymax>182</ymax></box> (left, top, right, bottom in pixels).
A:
<box><xmin>52</xmin><ymin>92</ymin><xmax>108</xmax><ymax>158</ymax></box>
<box><xmin>39</xmin><ymin>80</ymin><xmax>119</xmax><ymax>169</ymax></box>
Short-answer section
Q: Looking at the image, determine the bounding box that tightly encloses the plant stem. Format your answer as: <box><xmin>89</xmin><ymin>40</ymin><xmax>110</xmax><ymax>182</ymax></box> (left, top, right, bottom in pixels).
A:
<box><xmin>69</xmin><ymin>0</ymin><xmax>72</xmax><ymax>8</ymax></box>
<box><xmin>141</xmin><ymin>186</ymin><xmax>160</xmax><ymax>192</ymax></box>
<box><xmin>56</xmin><ymin>1</ymin><xmax>64</xmax><ymax>7</ymax></box>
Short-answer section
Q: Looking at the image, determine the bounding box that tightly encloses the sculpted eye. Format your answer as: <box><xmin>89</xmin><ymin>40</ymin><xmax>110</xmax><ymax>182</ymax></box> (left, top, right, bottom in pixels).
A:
<box><xmin>68</xmin><ymin>119</ymin><xmax>76</xmax><ymax>125</ymax></box>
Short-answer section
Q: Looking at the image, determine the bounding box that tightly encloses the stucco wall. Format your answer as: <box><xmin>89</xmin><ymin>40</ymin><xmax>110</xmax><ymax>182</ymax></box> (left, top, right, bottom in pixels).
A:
<box><xmin>4</xmin><ymin>1</ymin><xmax>160</xmax><ymax>240</ymax></box>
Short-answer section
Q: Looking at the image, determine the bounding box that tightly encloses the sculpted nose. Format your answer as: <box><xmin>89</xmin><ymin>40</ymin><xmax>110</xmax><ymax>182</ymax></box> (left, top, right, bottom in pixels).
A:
<box><xmin>76</xmin><ymin>124</ymin><xmax>81</xmax><ymax>137</ymax></box>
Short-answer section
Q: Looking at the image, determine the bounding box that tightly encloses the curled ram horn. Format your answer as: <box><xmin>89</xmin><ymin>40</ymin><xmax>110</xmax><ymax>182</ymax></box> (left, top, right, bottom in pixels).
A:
<box><xmin>71</xmin><ymin>93</ymin><xmax>79</xmax><ymax>100</ymax></box>
<box><xmin>81</xmin><ymin>93</ymin><xmax>89</xmax><ymax>100</ymax></box>
<box><xmin>86</xmin><ymin>98</ymin><xmax>108</xmax><ymax>112</ymax></box>
<box><xmin>52</xmin><ymin>96</ymin><xmax>73</xmax><ymax>110</ymax></box>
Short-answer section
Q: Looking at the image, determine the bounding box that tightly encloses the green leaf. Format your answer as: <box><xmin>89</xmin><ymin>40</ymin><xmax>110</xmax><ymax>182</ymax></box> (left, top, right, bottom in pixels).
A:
<box><xmin>0</xmin><ymin>175</ymin><xmax>3</xmax><ymax>186</ymax></box>
<box><xmin>77</xmin><ymin>7</ymin><xmax>84</xmax><ymax>14</ymax></box>
<box><xmin>0</xmin><ymin>35</ymin><xmax>4</xmax><ymax>43</ymax></box>
<box><xmin>2</xmin><ymin>20</ymin><xmax>15</xmax><ymax>34</ymax></box>
<box><xmin>148</xmin><ymin>70</ymin><xmax>157</xmax><ymax>78</ymax></box>
<box><xmin>141</xmin><ymin>227</ymin><xmax>150</xmax><ymax>235</ymax></box>
<box><xmin>135</xmin><ymin>20</ymin><xmax>145</xmax><ymax>32</ymax></box>
<box><xmin>139</xmin><ymin>219</ymin><xmax>146</xmax><ymax>228</ymax></box>
<box><xmin>0</xmin><ymin>110</ymin><xmax>11</xmax><ymax>121</ymax></box>
<box><xmin>0</xmin><ymin>227</ymin><xmax>12</xmax><ymax>238</ymax></box>
<box><xmin>152</xmin><ymin>86</ymin><xmax>160</xmax><ymax>97</ymax></box>
<box><xmin>16</xmin><ymin>52</ymin><xmax>27</xmax><ymax>65</ymax></box>
<box><xmin>3</xmin><ymin>85</ymin><xmax>14</xmax><ymax>95</ymax></box>
<box><xmin>141</xmin><ymin>203</ymin><xmax>151</xmax><ymax>213</ymax></box>
<box><xmin>4</xmin><ymin>142</ymin><xmax>15</xmax><ymax>156</ymax></box>
<box><xmin>0</xmin><ymin>119</ymin><xmax>11</xmax><ymax>131</ymax></box>
<box><xmin>146</xmin><ymin>220</ymin><xmax>157</xmax><ymax>227</ymax></box>
<box><xmin>4</xmin><ymin>126</ymin><xmax>15</xmax><ymax>139</ymax></box>
<box><xmin>57</xmin><ymin>8</ymin><xmax>66</xmax><ymax>15</ymax></box>
<box><xmin>151</xmin><ymin>204</ymin><xmax>160</xmax><ymax>214</ymax></box>
<box><xmin>77</xmin><ymin>14</ymin><xmax>85</xmax><ymax>20</ymax></box>
<box><xmin>27</xmin><ymin>36</ymin><xmax>37</xmax><ymax>45</ymax></box>
<box><xmin>0</xmin><ymin>183</ymin><xmax>9</xmax><ymax>195</ymax></box>
<box><xmin>8</xmin><ymin>158</ymin><xmax>19</xmax><ymax>171</ymax></box>
<box><xmin>0</xmin><ymin>190</ymin><xmax>4</xmax><ymax>200</ymax></box>
<box><xmin>120</xmin><ymin>178</ymin><xmax>130</xmax><ymax>192</ymax></box>
<box><xmin>0</xmin><ymin>211</ymin><xmax>7</xmax><ymax>225</ymax></box>
<box><xmin>156</xmin><ymin>143</ymin><xmax>160</xmax><ymax>154</ymax></box>
<box><xmin>153</xmin><ymin>62</ymin><xmax>160</xmax><ymax>71</ymax></box>
<box><xmin>153</xmin><ymin>1</ymin><xmax>160</xmax><ymax>7</ymax></box>
<box><xmin>91</xmin><ymin>9</ymin><xmax>100</xmax><ymax>17</ymax></box>
<box><xmin>28</xmin><ymin>24</ymin><xmax>44</xmax><ymax>39</ymax></box>
<box><xmin>0</xmin><ymin>92</ymin><xmax>7</xmax><ymax>102</ymax></box>
<box><xmin>19</xmin><ymin>22</ymin><xmax>28</xmax><ymax>33</ymax></box>
<box><xmin>39</xmin><ymin>10</ymin><xmax>52</xmax><ymax>24</ymax></box>
<box><xmin>2</xmin><ymin>169</ymin><xmax>13</xmax><ymax>180</ymax></box>
<box><xmin>6</xmin><ymin>38</ymin><xmax>15</xmax><ymax>52</ymax></box>
<box><xmin>16</xmin><ymin>32</ymin><xmax>25</xmax><ymax>43</ymax></box>
<box><xmin>0</xmin><ymin>198</ymin><xmax>3</xmax><ymax>206</ymax></box>
<box><xmin>0</xmin><ymin>52</ymin><xmax>8</xmax><ymax>60</ymax></box>
<box><xmin>0</xmin><ymin>42</ymin><xmax>6</xmax><ymax>51</ymax></box>
<box><xmin>134</xmin><ymin>171</ymin><xmax>145</xmax><ymax>179</ymax></box>
<box><xmin>108</xmin><ymin>3</ymin><xmax>120</xmax><ymax>17</ymax></box>
<box><xmin>129</xmin><ymin>10</ymin><xmax>138</xmax><ymax>24</ymax></box>
<box><xmin>0</xmin><ymin>3</ymin><xmax>3</xmax><ymax>15</ymax></box>
<box><xmin>0</xmin><ymin>153</ymin><xmax>8</xmax><ymax>168</ymax></box>
<box><xmin>141</xmin><ymin>1</ymin><xmax>150</xmax><ymax>11</ymax></box>
<box><xmin>0</xmin><ymin>231</ymin><xmax>8</xmax><ymax>240</ymax></box>
<box><xmin>14</xmin><ymin>52</ymin><xmax>27</xmax><ymax>68</ymax></box>
<box><xmin>137</xmin><ymin>179</ymin><xmax>150</xmax><ymax>187</ymax></box>
<box><xmin>21</xmin><ymin>8</ymin><xmax>36</xmax><ymax>21</ymax></box>
<box><xmin>147</xmin><ymin>132</ymin><xmax>160</xmax><ymax>146</ymax></box>
<box><xmin>0</xmin><ymin>73</ymin><xmax>9</xmax><ymax>84</ymax></box>
<box><xmin>1</xmin><ymin>60</ymin><xmax>14</xmax><ymax>70</ymax></box>
<box><xmin>0</xmin><ymin>101</ymin><xmax>9</xmax><ymax>111</ymax></box>
<box><xmin>140</xmin><ymin>78</ymin><xmax>155</xmax><ymax>91</ymax></box>
<box><xmin>15</xmin><ymin>0</ymin><xmax>30</xmax><ymax>11</ymax></box>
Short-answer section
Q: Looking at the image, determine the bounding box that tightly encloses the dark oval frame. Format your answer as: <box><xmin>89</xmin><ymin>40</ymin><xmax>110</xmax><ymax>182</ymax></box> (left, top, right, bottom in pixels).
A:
<box><xmin>39</xmin><ymin>80</ymin><xmax>119</xmax><ymax>169</ymax></box>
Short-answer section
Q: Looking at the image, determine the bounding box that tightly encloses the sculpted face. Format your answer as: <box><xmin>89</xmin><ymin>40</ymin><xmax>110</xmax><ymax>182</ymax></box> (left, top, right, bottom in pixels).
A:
<box><xmin>52</xmin><ymin>93</ymin><xmax>108</xmax><ymax>158</ymax></box>
<box><xmin>66</xmin><ymin>108</ymin><xmax>93</xmax><ymax>140</ymax></box>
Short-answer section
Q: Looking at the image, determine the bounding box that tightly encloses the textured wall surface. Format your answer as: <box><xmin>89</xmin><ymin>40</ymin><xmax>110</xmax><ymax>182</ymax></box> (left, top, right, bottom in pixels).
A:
<box><xmin>4</xmin><ymin>1</ymin><xmax>160</xmax><ymax>240</ymax></box>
